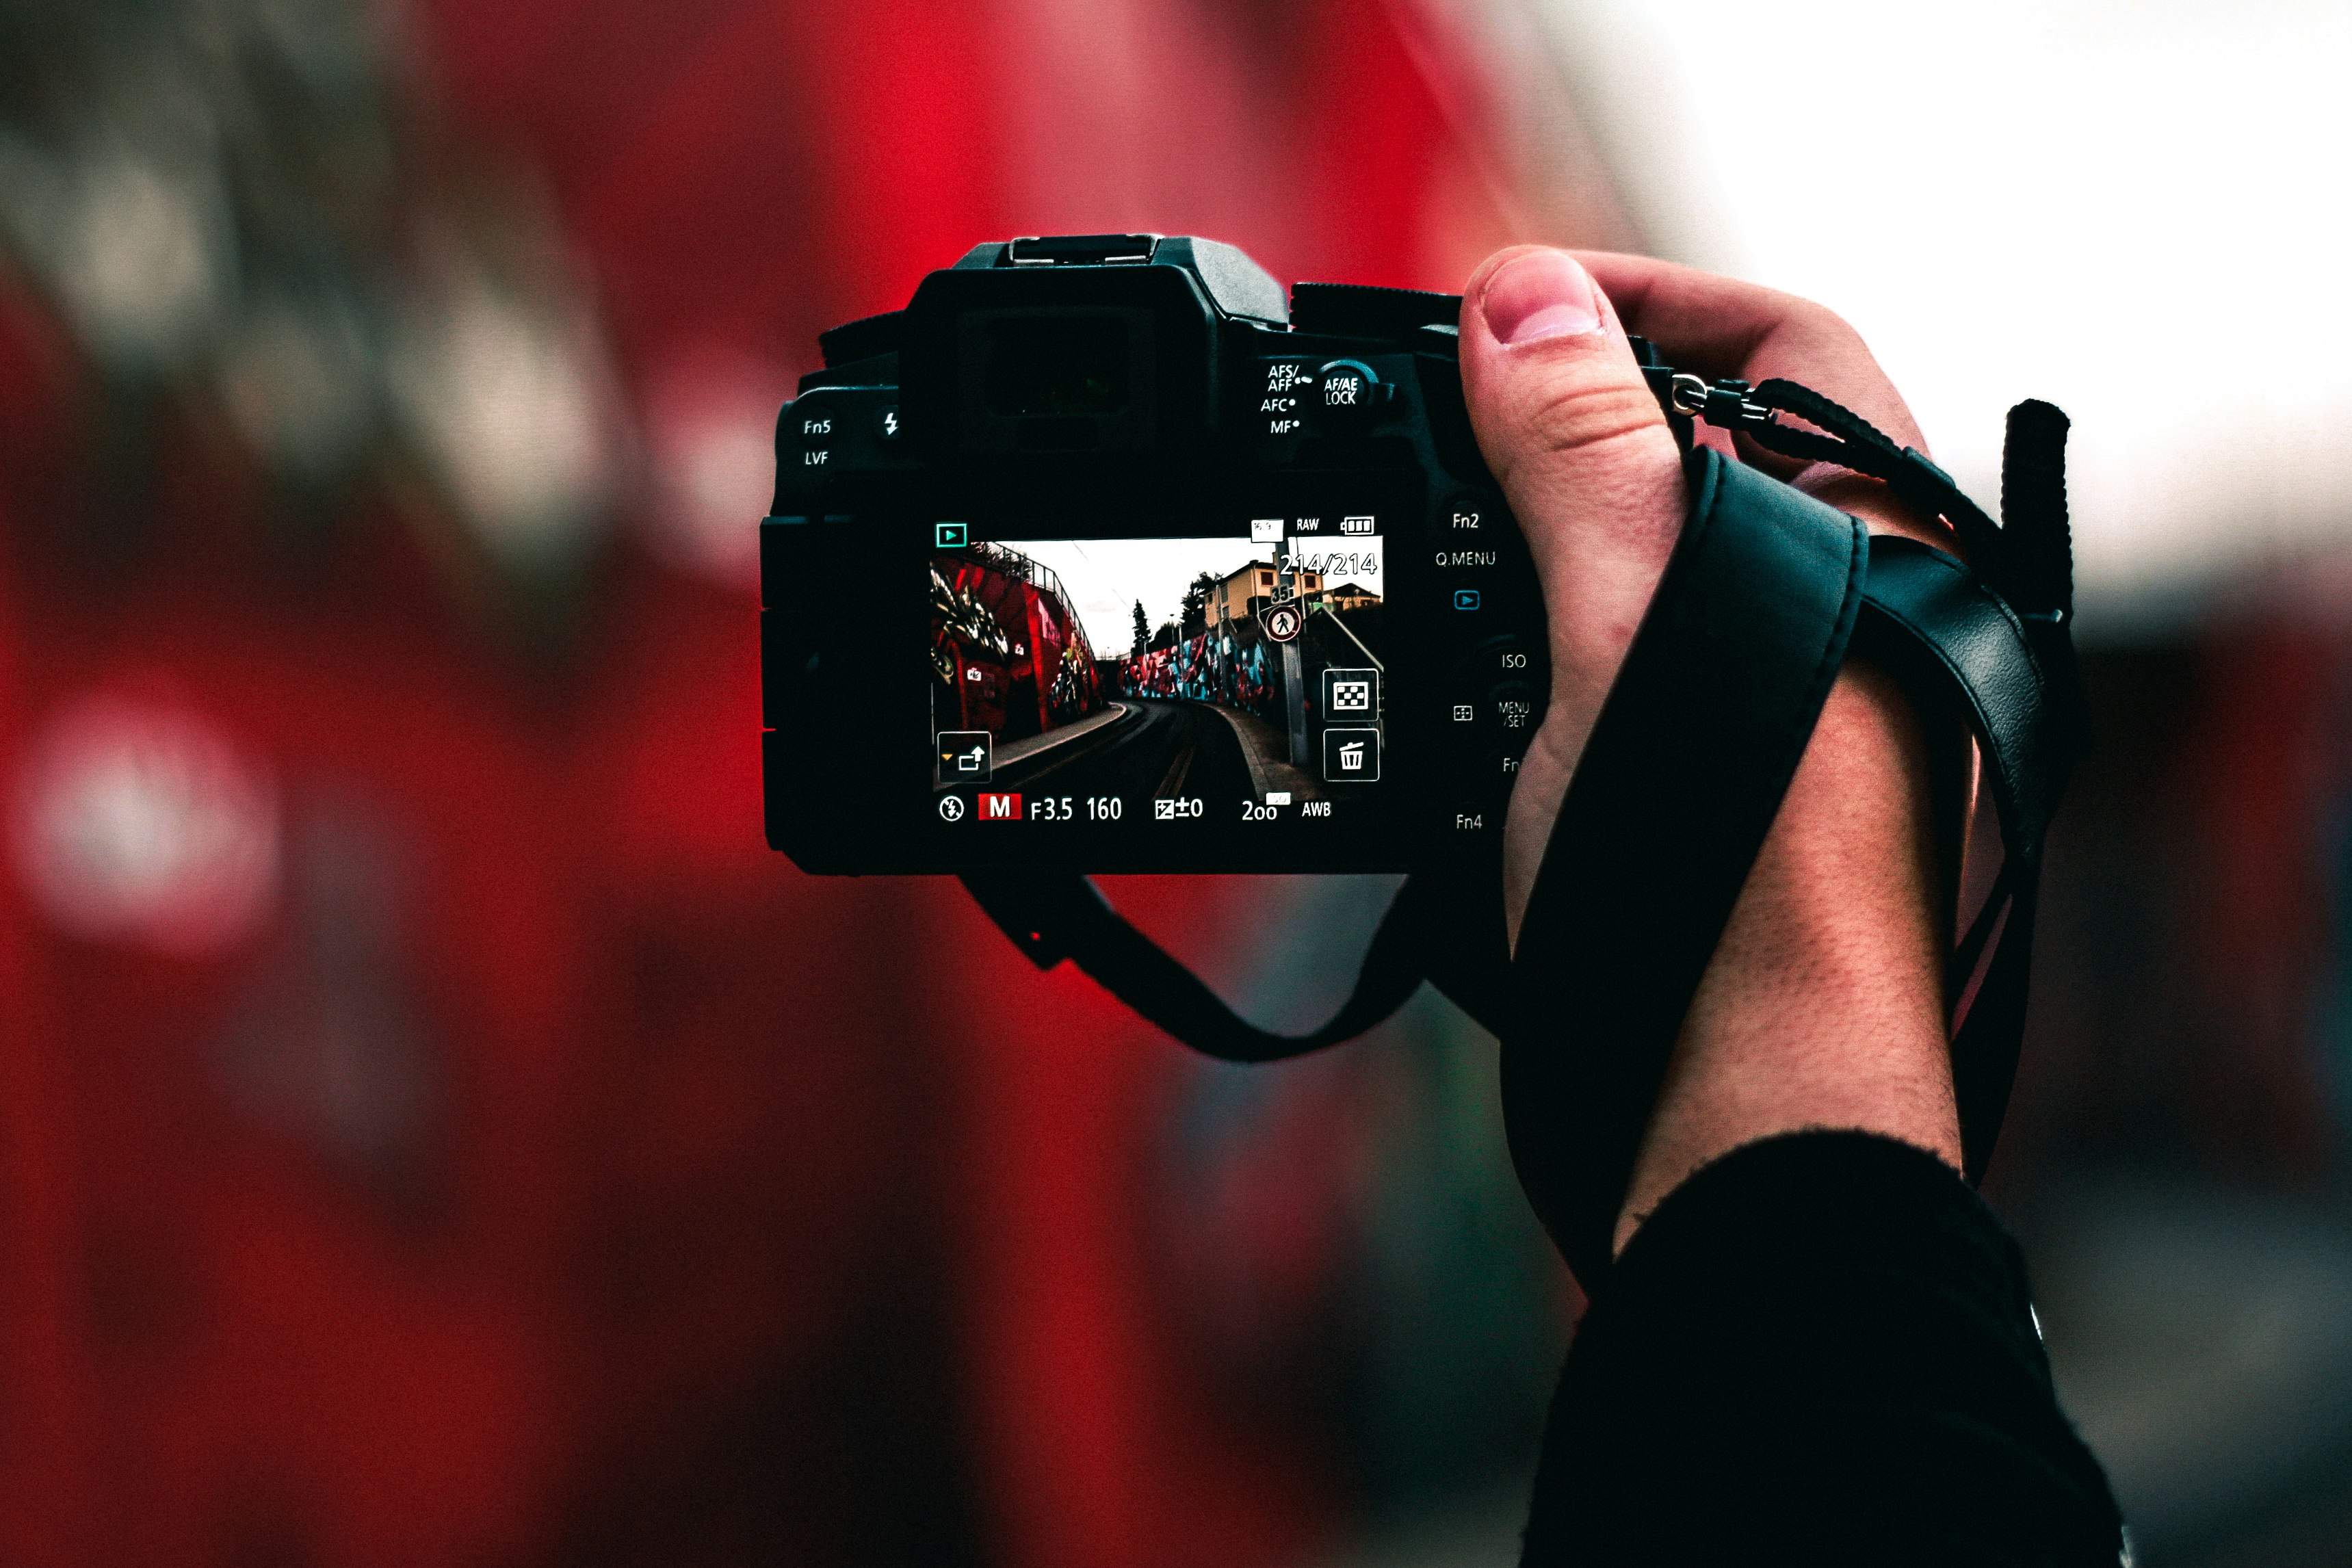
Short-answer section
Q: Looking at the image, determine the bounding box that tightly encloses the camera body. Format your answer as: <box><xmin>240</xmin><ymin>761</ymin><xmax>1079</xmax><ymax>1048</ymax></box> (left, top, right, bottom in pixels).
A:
<box><xmin>761</xmin><ymin>235</ymin><xmax>1545</xmax><ymax>874</ymax></box>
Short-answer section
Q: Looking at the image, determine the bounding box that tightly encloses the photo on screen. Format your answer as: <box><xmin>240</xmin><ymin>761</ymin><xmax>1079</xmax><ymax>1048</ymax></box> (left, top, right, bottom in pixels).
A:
<box><xmin>928</xmin><ymin>528</ymin><xmax>1387</xmax><ymax>813</ymax></box>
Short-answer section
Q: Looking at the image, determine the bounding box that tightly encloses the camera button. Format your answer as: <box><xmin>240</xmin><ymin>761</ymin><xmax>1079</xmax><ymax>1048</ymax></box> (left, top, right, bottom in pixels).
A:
<box><xmin>1487</xmin><ymin>679</ymin><xmax>1541</xmax><ymax>751</ymax></box>
<box><xmin>1448</xmin><ymin>677</ymin><xmax>1540</xmax><ymax>756</ymax></box>
<box><xmin>1312</xmin><ymin>359</ymin><xmax>1388</xmax><ymax>430</ymax></box>
<box><xmin>876</xmin><ymin>404</ymin><xmax>902</xmax><ymax>441</ymax></box>
<box><xmin>796</xmin><ymin>402</ymin><xmax>838</xmax><ymax>447</ymax></box>
<box><xmin>1493</xmin><ymin>636</ymin><xmax>1539</xmax><ymax>672</ymax></box>
<box><xmin>1322</xmin><ymin>727</ymin><xmax>1381</xmax><ymax>783</ymax></box>
<box><xmin>1322</xmin><ymin>668</ymin><xmax>1379</xmax><ymax>720</ymax></box>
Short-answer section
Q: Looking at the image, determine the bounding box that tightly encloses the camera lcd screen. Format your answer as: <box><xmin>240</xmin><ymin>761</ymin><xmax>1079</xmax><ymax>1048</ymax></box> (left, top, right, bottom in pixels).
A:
<box><xmin>929</xmin><ymin>517</ymin><xmax>1388</xmax><ymax>832</ymax></box>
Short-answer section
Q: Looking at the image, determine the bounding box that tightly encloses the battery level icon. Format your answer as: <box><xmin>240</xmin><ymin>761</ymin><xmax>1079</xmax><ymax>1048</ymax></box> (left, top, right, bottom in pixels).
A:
<box><xmin>1340</xmin><ymin>515</ymin><xmax>1374</xmax><ymax>535</ymax></box>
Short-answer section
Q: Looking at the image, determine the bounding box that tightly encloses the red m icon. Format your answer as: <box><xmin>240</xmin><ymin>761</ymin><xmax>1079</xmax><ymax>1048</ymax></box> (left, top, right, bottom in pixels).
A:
<box><xmin>980</xmin><ymin>792</ymin><xmax>1023</xmax><ymax>821</ymax></box>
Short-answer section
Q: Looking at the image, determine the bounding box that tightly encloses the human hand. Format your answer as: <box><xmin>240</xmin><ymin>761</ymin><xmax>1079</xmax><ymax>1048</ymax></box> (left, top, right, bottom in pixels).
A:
<box><xmin>1456</xmin><ymin>248</ymin><xmax>1963</xmax><ymax>1249</ymax></box>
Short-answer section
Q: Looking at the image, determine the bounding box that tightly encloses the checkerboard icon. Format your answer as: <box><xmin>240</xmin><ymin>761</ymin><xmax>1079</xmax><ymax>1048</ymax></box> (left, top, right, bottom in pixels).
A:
<box><xmin>1322</xmin><ymin>668</ymin><xmax>1379</xmax><ymax>718</ymax></box>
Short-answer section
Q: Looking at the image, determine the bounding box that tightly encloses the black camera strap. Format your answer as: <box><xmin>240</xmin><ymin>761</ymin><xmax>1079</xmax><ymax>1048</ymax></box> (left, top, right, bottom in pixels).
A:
<box><xmin>961</xmin><ymin>374</ymin><xmax>2082</xmax><ymax>1289</ymax></box>
<box><xmin>956</xmin><ymin>866</ymin><xmax>1445</xmax><ymax>1062</ymax></box>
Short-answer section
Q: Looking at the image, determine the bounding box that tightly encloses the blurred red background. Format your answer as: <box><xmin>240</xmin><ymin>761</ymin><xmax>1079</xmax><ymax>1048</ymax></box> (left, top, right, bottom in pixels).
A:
<box><xmin>0</xmin><ymin>3</ymin><xmax>1559</xmax><ymax>1565</ymax></box>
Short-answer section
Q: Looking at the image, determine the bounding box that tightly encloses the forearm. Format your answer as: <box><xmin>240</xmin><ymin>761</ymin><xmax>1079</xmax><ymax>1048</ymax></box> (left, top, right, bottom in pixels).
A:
<box><xmin>1614</xmin><ymin>653</ymin><xmax>1959</xmax><ymax>1253</ymax></box>
<box><xmin>1463</xmin><ymin>246</ymin><xmax>2114</xmax><ymax>1562</ymax></box>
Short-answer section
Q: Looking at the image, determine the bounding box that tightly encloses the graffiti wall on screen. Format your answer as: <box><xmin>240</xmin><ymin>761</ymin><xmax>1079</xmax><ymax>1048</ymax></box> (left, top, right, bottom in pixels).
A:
<box><xmin>1114</xmin><ymin>624</ymin><xmax>1281</xmax><ymax>725</ymax></box>
<box><xmin>930</xmin><ymin>547</ymin><xmax>1104</xmax><ymax>740</ymax></box>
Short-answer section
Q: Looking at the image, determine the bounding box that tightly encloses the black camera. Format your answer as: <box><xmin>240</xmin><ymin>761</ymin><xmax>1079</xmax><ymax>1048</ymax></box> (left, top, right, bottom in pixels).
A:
<box><xmin>761</xmin><ymin>233</ymin><xmax>1546</xmax><ymax>874</ymax></box>
<box><xmin>758</xmin><ymin>231</ymin><xmax>2087</xmax><ymax>1301</ymax></box>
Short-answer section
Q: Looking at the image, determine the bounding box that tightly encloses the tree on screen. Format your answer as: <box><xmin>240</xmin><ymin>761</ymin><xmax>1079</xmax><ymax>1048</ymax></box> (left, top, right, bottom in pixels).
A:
<box><xmin>1131</xmin><ymin>600</ymin><xmax>1149</xmax><ymax>657</ymax></box>
<box><xmin>1179</xmin><ymin>571</ymin><xmax>1216</xmax><ymax>629</ymax></box>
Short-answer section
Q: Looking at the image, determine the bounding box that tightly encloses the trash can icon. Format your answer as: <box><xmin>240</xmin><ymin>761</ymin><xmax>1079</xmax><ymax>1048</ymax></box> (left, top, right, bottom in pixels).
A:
<box><xmin>1322</xmin><ymin>727</ymin><xmax>1381</xmax><ymax>783</ymax></box>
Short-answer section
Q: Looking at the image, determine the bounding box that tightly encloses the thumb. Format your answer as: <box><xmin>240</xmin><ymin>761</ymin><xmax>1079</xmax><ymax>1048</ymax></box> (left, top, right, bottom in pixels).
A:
<box><xmin>1460</xmin><ymin>246</ymin><xmax>1686</xmax><ymax>741</ymax></box>
<box><xmin>1458</xmin><ymin>246</ymin><xmax>1688</xmax><ymax>940</ymax></box>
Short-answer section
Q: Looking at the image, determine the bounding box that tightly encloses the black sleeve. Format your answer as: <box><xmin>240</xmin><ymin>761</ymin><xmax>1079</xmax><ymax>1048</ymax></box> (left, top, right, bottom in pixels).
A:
<box><xmin>1518</xmin><ymin>1130</ymin><xmax>2127</xmax><ymax>1567</ymax></box>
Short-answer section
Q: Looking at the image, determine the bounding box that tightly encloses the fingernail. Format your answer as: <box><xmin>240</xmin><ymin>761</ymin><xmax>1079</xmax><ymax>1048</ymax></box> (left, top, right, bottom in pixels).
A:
<box><xmin>1480</xmin><ymin>249</ymin><xmax>1603</xmax><ymax>346</ymax></box>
